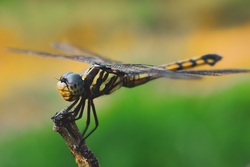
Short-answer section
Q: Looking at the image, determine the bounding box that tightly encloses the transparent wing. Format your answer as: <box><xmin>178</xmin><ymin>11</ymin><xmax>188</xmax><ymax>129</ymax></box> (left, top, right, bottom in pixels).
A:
<box><xmin>106</xmin><ymin>64</ymin><xmax>158</xmax><ymax>73</ymax></box>
<box><xmin>177</xmin><ymin>69</ymin><xmax>250</xmax><ymax>76</ymax></box>
<box><xmin>8</xmin><ymin>47</ymin><xmax>200</xmax><ymax>79</ymax></box>
<box><xmin>7</xmin><ymin>48</ymin><xmax>106</xmax><ymax>65</ymax></box>
<box><xmin>104</xmin><ymin>64</ymin><xmax>250</xmax><ymax>80</ymax></box>
<box><xmin>52</xmin><ymin>42</ymin><xmax>121</xmax><ymax>64</ymax></box>
<box><xmin>8</xmin><ymin>47</ymin><xmax>250</xmax><ymax>79</ymax></box>
<box><xmin>104</xmin><ymin>64</ymin><xmax>202</xmax><ymax>80</ymax></box>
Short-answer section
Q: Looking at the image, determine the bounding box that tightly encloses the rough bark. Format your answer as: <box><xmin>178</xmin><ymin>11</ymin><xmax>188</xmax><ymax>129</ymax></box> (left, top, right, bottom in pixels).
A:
<box><xmin>52</xmin><ymin>109</ymin><xmax>99</xmax><ymax>167</ymax></box>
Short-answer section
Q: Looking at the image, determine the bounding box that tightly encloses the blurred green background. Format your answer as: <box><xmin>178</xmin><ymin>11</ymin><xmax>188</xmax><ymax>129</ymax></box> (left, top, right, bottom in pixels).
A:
<box><xmin>1</xmin><ymin>0</ymin><xmax>250</xmax><ymax>167</ymax></box>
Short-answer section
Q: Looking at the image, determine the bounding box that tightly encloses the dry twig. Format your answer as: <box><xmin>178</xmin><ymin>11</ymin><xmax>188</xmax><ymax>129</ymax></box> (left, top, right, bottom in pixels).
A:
<box><xmin>52</xmin><ymin>109</ymin><xmax>99</xmax><ymax>167</ymax></box>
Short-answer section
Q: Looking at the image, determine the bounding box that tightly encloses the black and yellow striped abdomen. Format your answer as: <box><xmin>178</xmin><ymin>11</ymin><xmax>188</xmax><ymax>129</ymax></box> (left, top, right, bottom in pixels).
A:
<box><xmin>122</xmin><ymin>54</ymin><xmax>222</xmax><ymax>88</ymax></box>
<box><xmin>164</xmin><ymin>54</ymin><xmax>222</xmax><ymax>70</ymax></box>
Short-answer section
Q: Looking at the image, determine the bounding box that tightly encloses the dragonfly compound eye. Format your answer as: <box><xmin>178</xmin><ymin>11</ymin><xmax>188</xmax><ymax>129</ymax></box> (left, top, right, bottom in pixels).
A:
<box><xmin>57</xmin><ymin>72</ymin><xmax>84</xmax><ymax>101</ymax></box>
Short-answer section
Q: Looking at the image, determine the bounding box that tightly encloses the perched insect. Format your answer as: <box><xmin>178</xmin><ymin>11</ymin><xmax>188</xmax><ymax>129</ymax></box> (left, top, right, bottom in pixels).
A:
<box><xmin>8</xmin><ymin>43</ymin><xmax>250</xmax><ymax>140</ymax></box>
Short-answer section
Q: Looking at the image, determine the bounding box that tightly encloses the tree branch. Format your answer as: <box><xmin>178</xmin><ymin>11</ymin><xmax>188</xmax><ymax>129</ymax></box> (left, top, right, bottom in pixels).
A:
<box><xmin>51</xmin><ymin>109</ymin><xmax>100</xmax><ymax>167</ymax></box>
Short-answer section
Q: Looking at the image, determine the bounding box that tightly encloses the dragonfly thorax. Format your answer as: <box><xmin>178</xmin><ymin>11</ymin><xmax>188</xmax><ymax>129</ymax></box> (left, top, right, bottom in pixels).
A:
<box><xmin>57</xmin><ymin>72</ymin><xmax>84</xmax><ymax>101</ymax></box>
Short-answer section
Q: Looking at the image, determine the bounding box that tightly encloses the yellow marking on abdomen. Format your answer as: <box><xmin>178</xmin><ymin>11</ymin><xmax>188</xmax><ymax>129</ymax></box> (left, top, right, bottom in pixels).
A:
<box><xmin>182</xmin><ymin>61</ymin><xmax>193</xmax><ymax>68</ymax></box>
<box><xmin>123</xmin><ymin>72</ymin><xmax>156</xmax><ymax>88</ymax></box>
<box><xmin>195</xmin><ymin>59</ymin><xmax>205</xmax><ymax>65</ymax></box>
<box><xmin>207</xmin><ymin>59</ymin><xmax>215</xmax><ymax>64</ymax></box>
<box><xmin>166</xmin><ymin>64</ymin><xmax>180</xmax><ymax>70</ymax></box>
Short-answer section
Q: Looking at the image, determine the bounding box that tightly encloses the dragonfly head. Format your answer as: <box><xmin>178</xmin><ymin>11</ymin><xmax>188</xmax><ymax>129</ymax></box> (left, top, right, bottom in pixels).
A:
<box><xmin>57</xmin><ymin>72</ymin><xmax>84</xmax><ymax>101</ymax></box>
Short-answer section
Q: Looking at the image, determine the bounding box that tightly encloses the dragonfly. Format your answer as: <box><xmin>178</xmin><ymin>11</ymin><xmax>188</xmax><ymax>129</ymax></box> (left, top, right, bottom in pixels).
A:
<box><xmin>8</xmin><ymin>43</ymin><xmax>250</xmax><ymax>140</ymax></box>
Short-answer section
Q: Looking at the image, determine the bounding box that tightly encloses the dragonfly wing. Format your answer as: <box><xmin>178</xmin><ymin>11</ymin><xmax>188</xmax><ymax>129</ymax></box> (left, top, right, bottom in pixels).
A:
<box><xmin>105</xmin><ymin>64</ymin><xmax>202</xmax><ymax>80</ymax></box>
<box><xmin>7</xmin><ymin>47</ymin><xmax>104</xmax><ymax>65</ymax></box>
<box><xmin>150</xmin><ymin>70</ymin><xmax>203</xmax><ymax>80</ymax></box>
<box><xmin>52</xmin><ymin>42</ymin><xmax>121</xmax><ymax>64</ymax></box>
<box><xmin>177</xmin><ymin>69</ymin><xmax>250</xmax><ymax>76</ymax></box>
<box><xmin>106</xmin><ymin>64</ymin><xmax>156</xmax><ymax>73</ymax></box>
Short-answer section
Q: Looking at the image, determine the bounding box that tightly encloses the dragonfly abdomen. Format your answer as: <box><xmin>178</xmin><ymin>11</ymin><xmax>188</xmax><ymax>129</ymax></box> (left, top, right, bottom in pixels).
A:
<box><xmin>164</xmin><ymin>54</ymin><xmax>222</xmax><ymax>71</ymax></box>
<box><xmin>123</xmin><ymin>73</ymin><xmax>156</xmax><ymax>88</ymax></box>
<box><xmin>122</xmin><ymin>54</ymin><xmax>222</xmax><ymax>88</ymax></box>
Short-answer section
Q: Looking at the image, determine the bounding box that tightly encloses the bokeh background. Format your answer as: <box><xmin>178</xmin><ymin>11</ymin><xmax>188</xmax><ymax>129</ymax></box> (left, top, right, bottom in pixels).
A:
<box><xmin>1</xmin><ymin>0</ymin><xmax>250</xmax><ymax>167</ymax></box>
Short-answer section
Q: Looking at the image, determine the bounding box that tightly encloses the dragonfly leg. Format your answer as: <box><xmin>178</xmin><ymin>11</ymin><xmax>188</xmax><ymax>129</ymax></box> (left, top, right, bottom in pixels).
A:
<box><xmin>67</xmin><ymin>98</ymin><xmax>80</xmax><ymax>111</ymax></box>
<box><xmin>74</xmin><ymin>99</ymin><xmax>86</xmax><ymax>120</ymax></box>
<box><xmin>82</xmin><ymin>99</ymin><xmax>91</xmax><ymax>139</ymax></box>
<box><xmin>82</xmin><ymin>99</ymin><xmax>99</xmax><ymax>140</ymax></box>
<box><xmin>51</xmin><ymin>98</ymin><xmax>81</xmax><ymax>125</ymax></box>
